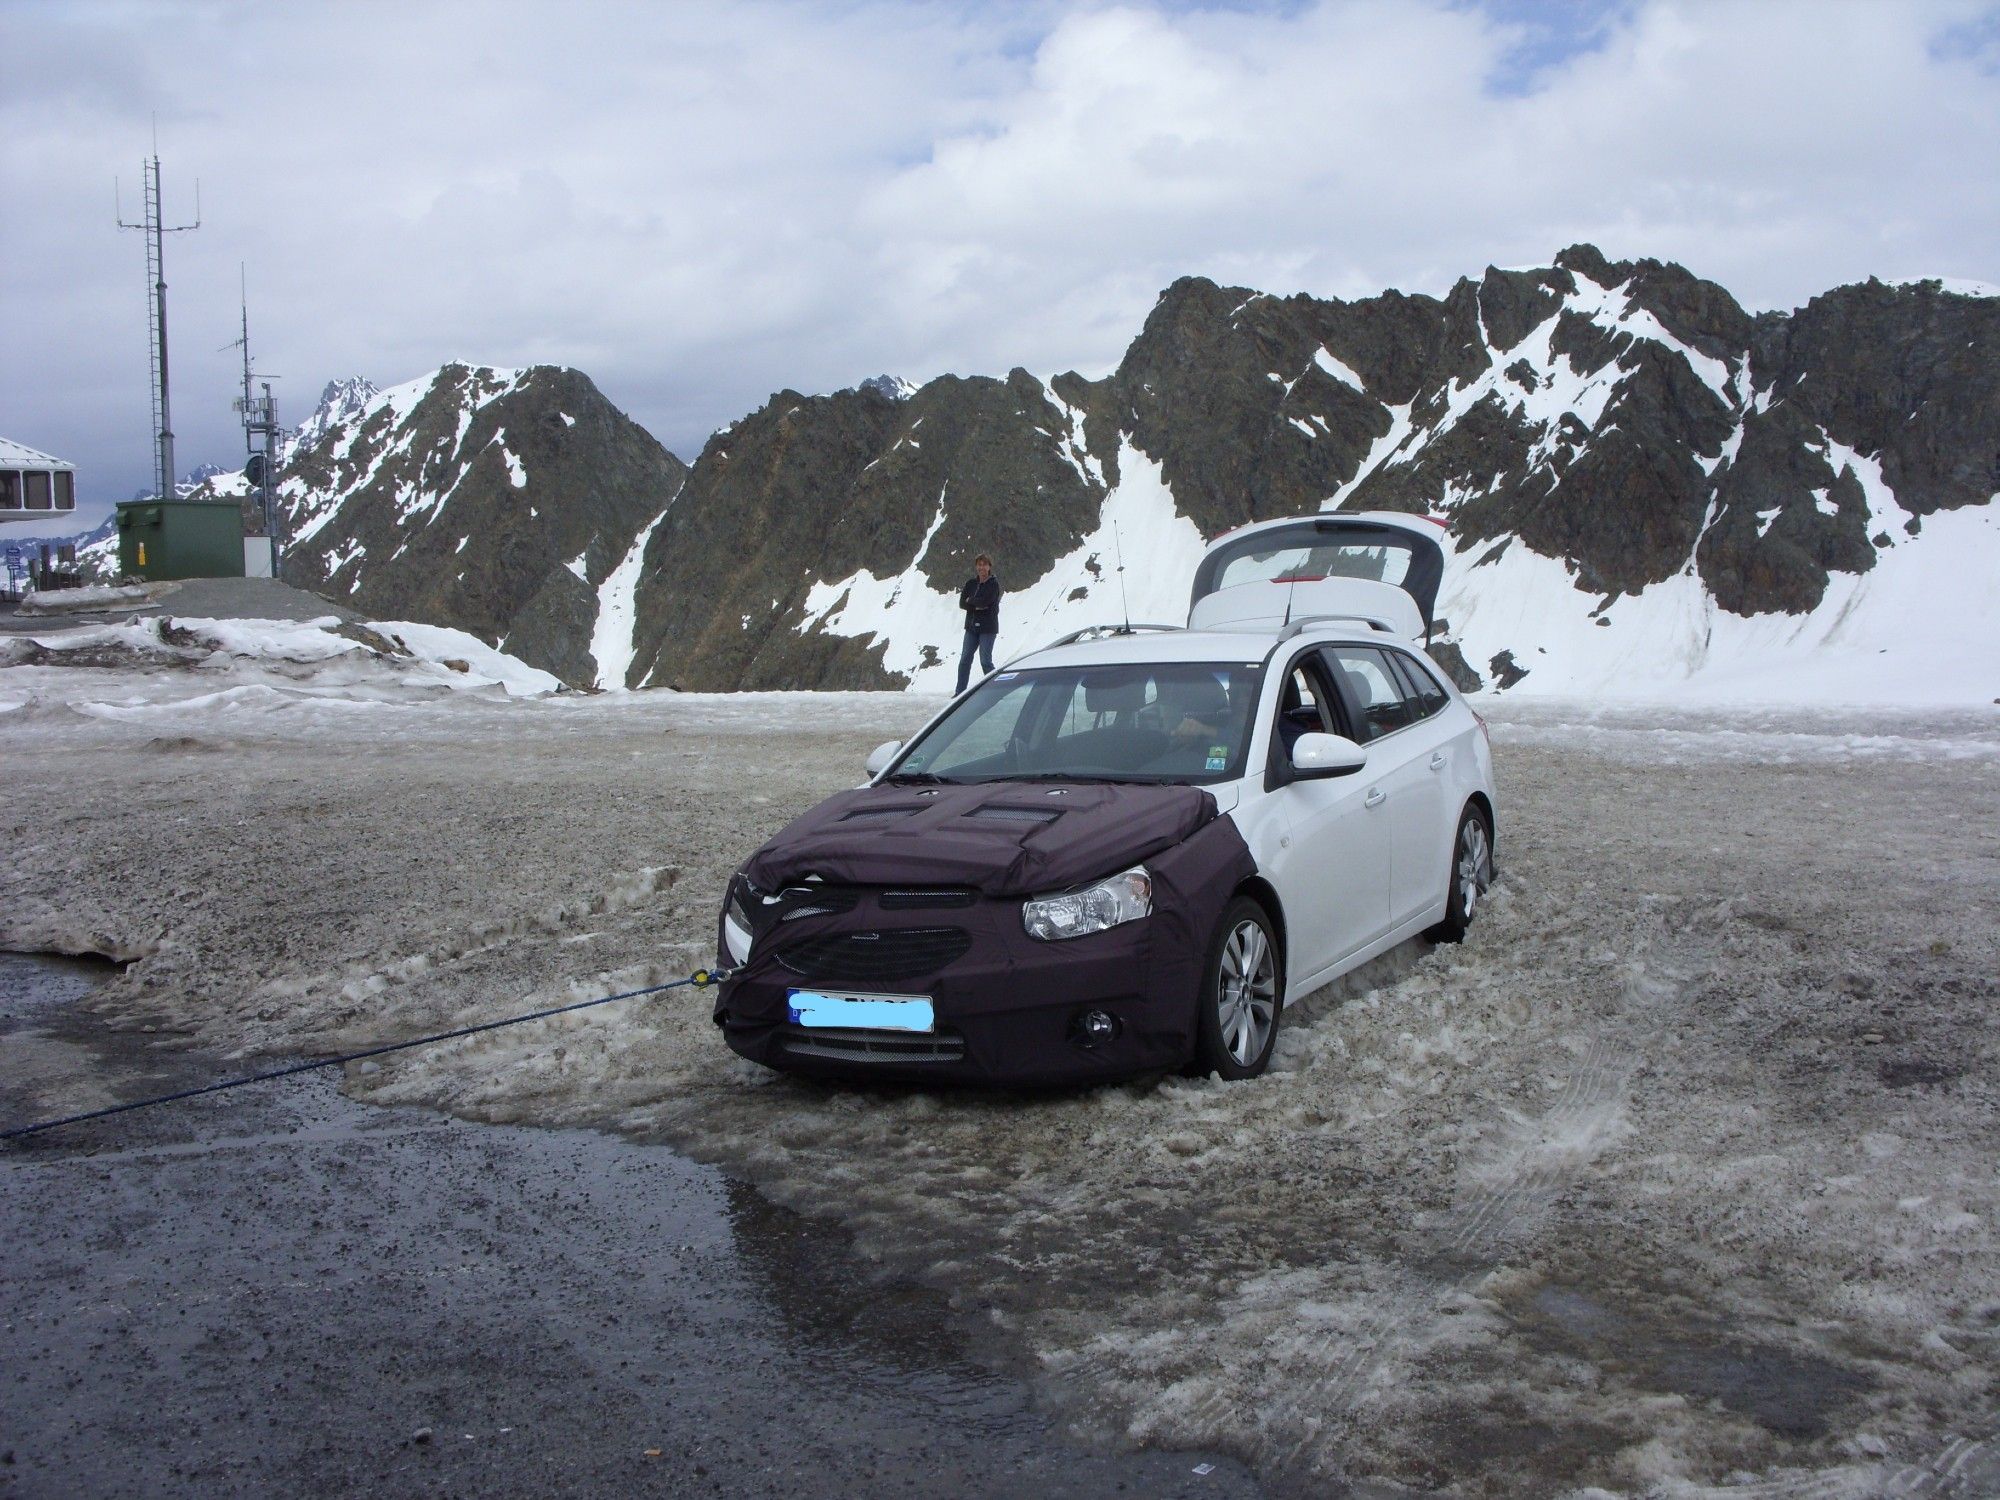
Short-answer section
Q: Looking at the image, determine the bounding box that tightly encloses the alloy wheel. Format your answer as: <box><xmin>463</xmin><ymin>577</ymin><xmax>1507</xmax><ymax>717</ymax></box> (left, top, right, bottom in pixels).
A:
<box><xmin>1218</xmin><ymin>919</ymin><xmax>1278</xmax><ymax>1066</ymax></box>
<box><xmin>1458</xmin><ymin>818</ymin><xmax>1492</xmax><ymax>918</ymax></box>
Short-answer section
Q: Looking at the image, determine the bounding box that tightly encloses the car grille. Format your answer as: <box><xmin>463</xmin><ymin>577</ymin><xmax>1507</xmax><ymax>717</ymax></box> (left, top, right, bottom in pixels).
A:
<box><xmin>877</xmin><ymin>887</ymin><xmax>977</xmax><ymax>910</ymax></box>
<box><xmin>776</xmin><ymin>1027</ymin><xmax>967</xmax><ymax>1064</ymax></box>
<box><xmin>770</xmin><ymin>927</ymin><xmax>971</xmax><ymax>982</ymax></box>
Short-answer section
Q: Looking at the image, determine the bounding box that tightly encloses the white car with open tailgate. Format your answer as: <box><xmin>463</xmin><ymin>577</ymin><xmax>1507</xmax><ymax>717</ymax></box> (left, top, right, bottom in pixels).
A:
<box><xmin>713</xmin><ymin>512</ymin><xmax>1496</xmax><ymax>1086</ymax></box>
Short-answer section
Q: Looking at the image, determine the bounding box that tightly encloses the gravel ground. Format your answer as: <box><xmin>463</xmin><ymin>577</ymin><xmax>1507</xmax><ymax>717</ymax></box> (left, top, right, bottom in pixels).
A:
<box><xmin>2</xmin><ymin>654</ymin><xmax>1997</xmax><ymax>1497</ymax></box>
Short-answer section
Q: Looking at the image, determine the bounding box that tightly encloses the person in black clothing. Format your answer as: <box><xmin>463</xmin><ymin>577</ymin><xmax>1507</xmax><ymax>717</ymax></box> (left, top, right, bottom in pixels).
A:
<box><xmin>955</xmin><ymin>553</ymin><xmax>1001</xmax><ymax>694</ymax></box>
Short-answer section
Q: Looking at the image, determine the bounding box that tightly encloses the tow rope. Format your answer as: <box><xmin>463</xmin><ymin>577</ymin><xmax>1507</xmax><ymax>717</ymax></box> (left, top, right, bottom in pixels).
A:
<box><xmin>1</xmin><ymin>966</ymin><xmax>734</xmax><ymax>1142</ymax></box>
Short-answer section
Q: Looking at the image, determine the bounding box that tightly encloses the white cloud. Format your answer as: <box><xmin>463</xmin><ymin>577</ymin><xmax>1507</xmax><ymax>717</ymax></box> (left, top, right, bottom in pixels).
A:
<box><xmin>1</xmin><ymin>0</ymin><xmax>1994</xmax><ymax>519</ymax></box>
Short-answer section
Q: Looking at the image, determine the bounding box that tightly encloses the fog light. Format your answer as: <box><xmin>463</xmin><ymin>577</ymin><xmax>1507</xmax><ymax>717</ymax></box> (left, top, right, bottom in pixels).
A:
<box><xmin>1072</xmin><ymin>1009</ymin><xmax>1119</xmax><ymax>1047</ymax></box>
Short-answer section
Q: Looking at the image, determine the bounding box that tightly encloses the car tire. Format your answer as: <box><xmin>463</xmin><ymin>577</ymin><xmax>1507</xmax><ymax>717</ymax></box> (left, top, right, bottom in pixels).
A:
<box><xmin>1191</xmin><ymin>896</ymin><xmax>1284</xmax><ymax>1080</ymax></box>
<box><xmin>1426</xmin><ymin>803</ymin><xmax>1493</xmax><ymax>945</ymax></box>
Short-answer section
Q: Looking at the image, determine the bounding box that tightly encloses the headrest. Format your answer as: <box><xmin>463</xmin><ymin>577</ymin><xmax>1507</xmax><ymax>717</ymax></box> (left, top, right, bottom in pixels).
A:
<box><xmin>1083</xmin><ymin>676</ymin><xmax>1147</xmax><ymax>713</ymax></box>
<box><xmin>1166</xmin><ymin>676</ymin><xmax>1230</xmax><ymax>718</ymax></box>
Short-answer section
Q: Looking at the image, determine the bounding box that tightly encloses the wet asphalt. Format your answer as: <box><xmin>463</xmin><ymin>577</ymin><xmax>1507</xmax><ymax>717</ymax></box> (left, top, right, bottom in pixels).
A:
<box><xmin>0</xmin><ymin>954</ymin><xmax>1263</xmax><ymax>1499</ymax></box>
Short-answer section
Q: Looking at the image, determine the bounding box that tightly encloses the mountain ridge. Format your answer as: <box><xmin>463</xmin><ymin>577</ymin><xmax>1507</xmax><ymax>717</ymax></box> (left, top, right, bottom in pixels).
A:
<box><xmin>190</xmin><ymin>244</ymin><xmax>1998</xmax><ymax>700</ymax></box>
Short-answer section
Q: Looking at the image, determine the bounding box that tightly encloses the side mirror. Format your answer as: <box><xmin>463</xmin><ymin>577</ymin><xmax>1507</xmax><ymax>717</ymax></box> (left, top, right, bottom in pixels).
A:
<box><xmin>864</xmin><ymin>740</ymin><xmax>902</xmax><ymax>777</ymax></box>
<box><xmin>1291</xmin><ymin>732</ymin><xmax>1367</xmax><ymax>779</ymax></box>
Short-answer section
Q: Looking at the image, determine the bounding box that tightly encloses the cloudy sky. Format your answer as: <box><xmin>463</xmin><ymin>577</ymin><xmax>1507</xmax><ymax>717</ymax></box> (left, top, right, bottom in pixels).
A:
<box><xmin>4</xmin><ymin>0</ymin><xmax>1996</xmax><ymax>524</ymax></box>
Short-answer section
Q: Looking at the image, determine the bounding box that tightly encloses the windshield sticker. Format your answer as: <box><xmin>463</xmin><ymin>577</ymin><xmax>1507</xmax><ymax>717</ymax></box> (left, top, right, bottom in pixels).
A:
<box><xmin>1205</xmin><ymin>748</ymin><xmax>1229</xmax><ymax>771</ymax></box>
<box><xmin>994</xmin><ymin>672</ymin><xmax>1020</xmax><ymax>681</ymax></box>
<box><xmin>903</xmin><ymin>755</ymin><xmax>925</xmax><ymax>768</ymax></box>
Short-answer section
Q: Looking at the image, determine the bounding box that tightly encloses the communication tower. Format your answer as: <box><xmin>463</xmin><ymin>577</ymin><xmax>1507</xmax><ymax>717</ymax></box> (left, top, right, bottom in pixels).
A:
<box><xmin>225</xmin><ymin>272</ymin><xmax>286</xmax><ymax>574</ymax></box>
<box><xmin>117</xmin><ymin>149</ymin><xmax>200</xmax><ymax>505</ymax></box>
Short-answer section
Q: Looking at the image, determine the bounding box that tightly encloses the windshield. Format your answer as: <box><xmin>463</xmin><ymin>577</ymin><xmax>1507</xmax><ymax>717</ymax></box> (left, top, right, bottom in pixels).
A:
<box><xmin>890</xmin><ymin>661</ymin><xmax>1266</xmax><ymax>784</ymax></box>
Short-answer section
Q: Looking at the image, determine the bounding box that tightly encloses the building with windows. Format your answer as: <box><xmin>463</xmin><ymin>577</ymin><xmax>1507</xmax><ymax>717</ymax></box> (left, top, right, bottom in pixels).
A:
<box><xmin>0</xmin><ymin>438</ymin><xmax>77</xmax><ymax>524</ymax></box>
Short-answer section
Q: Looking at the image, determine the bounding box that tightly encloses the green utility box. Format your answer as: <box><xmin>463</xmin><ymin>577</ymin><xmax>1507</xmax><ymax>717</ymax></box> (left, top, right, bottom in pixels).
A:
<box><xmin>114</xmin><ymin>500</ymin><xmax>246</xmax><ymax>581</ymax></box>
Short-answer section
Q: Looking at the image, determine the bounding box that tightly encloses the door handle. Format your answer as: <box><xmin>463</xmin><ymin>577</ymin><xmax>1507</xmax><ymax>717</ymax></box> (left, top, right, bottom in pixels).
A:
<box><xmin>1364</xmin><ymin>788</ymin><xmax>1386</xmax><ymax>808</ymax></box>
<box><xmin>1429</xmin><ymin>752</ymin><xmax>1447</xmax><ymax>772</ymax></box>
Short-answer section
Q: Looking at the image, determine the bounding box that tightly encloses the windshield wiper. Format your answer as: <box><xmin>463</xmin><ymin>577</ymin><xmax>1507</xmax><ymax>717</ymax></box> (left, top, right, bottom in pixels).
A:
<box><xmin>882</xmin><ymin>771</ymin><xmax>953</xmax><ymax>785</ymax></box>
<box><xmin>985</xmin><ymin>771</ymin><xmax>1130</xmax><ymax>784</ymax></box>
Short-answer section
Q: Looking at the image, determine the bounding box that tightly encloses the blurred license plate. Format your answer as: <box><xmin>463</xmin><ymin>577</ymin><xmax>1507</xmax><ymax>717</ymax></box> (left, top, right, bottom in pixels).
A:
<box><xmin>786</xmin><ymin>989</ymin><xmax>935</xmax><ymax>1032</ymax></box>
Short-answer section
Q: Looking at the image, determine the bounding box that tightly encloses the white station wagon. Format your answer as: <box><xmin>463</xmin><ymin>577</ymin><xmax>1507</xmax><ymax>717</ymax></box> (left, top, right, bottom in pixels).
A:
<box><xmin>713</xmin><ymin>512</ymin><xmax>1496</xmax><ymax>1085</ymax></box>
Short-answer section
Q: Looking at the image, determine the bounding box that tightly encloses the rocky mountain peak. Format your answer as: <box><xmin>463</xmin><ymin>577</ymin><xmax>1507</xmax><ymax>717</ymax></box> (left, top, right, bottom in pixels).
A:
<box><xmin>281</xmin><ymin>249</ymin><xmax>1997</xmax><ymax>702</ymax></box>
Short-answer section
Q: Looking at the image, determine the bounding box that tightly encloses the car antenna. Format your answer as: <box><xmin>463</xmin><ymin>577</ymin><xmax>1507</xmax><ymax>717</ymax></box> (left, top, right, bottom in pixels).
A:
<box><xmin>1113</xmin><ymin>520</ymin><xmax>1131</xmax><ymax>634</ymax></box>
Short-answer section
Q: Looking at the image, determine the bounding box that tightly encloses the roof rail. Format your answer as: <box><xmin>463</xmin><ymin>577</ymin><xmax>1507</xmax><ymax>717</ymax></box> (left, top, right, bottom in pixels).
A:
<box><xmin>1275</xmin><ymin>613</ymin><xmax>1398</xmax><ymax>640</ymax></box>
<box><xmin>996</xmin><ymin>621</ymin><xmax>1184</xmax><ymax>672</ymax></box>
<box><xmin>1045</xmin><ymin>621</ymin><xmax>1183</xmax><ymax>649</ymax></box>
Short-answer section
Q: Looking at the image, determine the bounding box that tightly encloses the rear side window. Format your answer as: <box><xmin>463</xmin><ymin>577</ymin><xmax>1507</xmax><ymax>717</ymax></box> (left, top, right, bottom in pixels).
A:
<box><xmin>1387</xmin><ymin>651</ymin><xmax>1449</xmax><ymax>720</ymax></box>
<box><xmin>1321</xmin><ymin>646</ymin><xmax>1419</xmax><ymax>742</ymax></box>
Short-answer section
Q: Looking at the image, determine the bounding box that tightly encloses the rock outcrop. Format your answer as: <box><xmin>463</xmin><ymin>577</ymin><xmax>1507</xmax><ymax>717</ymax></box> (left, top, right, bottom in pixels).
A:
<box><xmin>276</xmin><ymin>364</ymin><xmax>685</xmax><ymax>686</ymax></box>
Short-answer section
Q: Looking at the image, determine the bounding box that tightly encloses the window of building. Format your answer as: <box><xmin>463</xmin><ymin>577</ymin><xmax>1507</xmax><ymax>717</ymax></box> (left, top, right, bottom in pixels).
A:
<box><xmin>0</xmin><ymin>471</ymin><xmax>18</xmax><ymax>508</ymax></box>
<box><xmin>54</xmin><ymin>472</ymin><xmax>74</xmax><ymax>510</ymax></box>
<box><xmin>24</xmin><ymin>471</ymin><xmax>51</xmax><ymax>509</ymax></box>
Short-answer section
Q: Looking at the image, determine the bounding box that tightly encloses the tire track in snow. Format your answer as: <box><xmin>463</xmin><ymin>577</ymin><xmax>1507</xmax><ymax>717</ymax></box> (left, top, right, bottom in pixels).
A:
<box><xmin>1048</xmin><ymin>954</ymin><xmax>1677</xmax><ymax>1476</ymax></box>
<box><xmin>1685</xmin><ymin>1432</ymin><xmax>1998</xmax><ymax>1498</ymax></box>
<box><xmin>1260</xmin><ymin>960</ymin><xmax>1676</xmax><ymax>1480</ymax></box>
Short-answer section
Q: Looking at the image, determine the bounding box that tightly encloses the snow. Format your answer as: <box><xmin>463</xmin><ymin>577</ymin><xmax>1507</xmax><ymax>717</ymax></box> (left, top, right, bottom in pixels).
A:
<box><xmin>1312</xmin><ymin>346</ymin><xmax>1367</xmax><ymax>394</ymax></box>
<box><xmin>796</xmin><ymin>440</ymin><xmax>1208</xmax><ymax>689</ymax></box>
<box><xmin>373</xmin><ymin>620</ymin><xmax>563</xmax><ymax>696</ymax></box>
<box><xmin>498</xmin><ymin>436</ymin><xmax>527</xmax><ymax>489</ymax></box>
<box><xmin>1570</xmin><ymin>276</ymin><xmax>1735</xmax><ymax>399</ymax></box>
<box><xmin>18</xmin><ymin>583</ymin><xmax>154</xmax><ymax>612</ymax></box>
<box><xmin>1037</xmin><ymin>377</ymin><xmax>1105</xmax><ymax>488</ymax></box>
<box><xmin>4</xmin><ymin>680</ymin><xmax>1994</xmax><ymax>1496</ymax></box>
<box><xmin>0</xmin><ymin>613</ymin><xmax>560</xmax><ymax>700</ymax></box>
<box><xmin>1436</xmin><ymin>499</ymin><xmax>2000</xmax><ymax>706</ymax></box>
<box><xmin>1323</xmin><ymin>402</ymin><xmax>1416</xmax><ymax>510</ymax></box>
<box><xmin>590</xmin><ymin>484</ymin><xmax>680</xmax><ymax>691</ymax></box>
<box><xmin>559</xmin><ymin>411</ymin><xmax>576</xmax><ymax>427</ymax></box>
<box><xmin>564</xmin><ymin>549</ymin><xmax>589</xmax><ymax>582</ymax></box>
<box><xmin>288</xmin><ymin>365</ymin><xmax>537</xmax><ymax>551</ymax></box>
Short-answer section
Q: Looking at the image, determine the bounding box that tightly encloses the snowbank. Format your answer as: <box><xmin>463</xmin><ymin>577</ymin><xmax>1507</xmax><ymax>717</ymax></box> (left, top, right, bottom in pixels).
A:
<box><xmin>0</xmin><ymin>614</ymin><xmax>561</xmax><ymax>700</ymax></box>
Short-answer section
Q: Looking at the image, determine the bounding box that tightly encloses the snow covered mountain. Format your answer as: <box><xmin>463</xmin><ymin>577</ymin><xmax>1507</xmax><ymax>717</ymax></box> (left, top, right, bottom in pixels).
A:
<box><xmin>266</xmin><ymin>246</ymin><xmax>1996</xmax><ymax>701</ymax></box>
<box><xmin>276</xmin><ymin>364</ymin><xmax>686</xmax><ymax>686</ymax></box>
<box><xmin>284</xmin><ymin>377</ymin><xmax>379</xmax><ymax>464</ymax></box>
<box><xmin>621</xmin><ymin>246</ymin><xmax>1997</xmax><ymax>701</ymax></box>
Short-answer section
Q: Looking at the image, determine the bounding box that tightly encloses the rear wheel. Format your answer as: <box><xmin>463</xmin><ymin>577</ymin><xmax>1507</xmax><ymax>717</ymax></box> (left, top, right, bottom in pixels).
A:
<box><xmin>1426</xmin><ymin>804</ymin><xmax>1493</xmax><ymax>944</ymax></box>
<box><xmin>1192</xmin><ymin>896</ymin><xmax>1284</xmax><ymax>1080</ymax></box>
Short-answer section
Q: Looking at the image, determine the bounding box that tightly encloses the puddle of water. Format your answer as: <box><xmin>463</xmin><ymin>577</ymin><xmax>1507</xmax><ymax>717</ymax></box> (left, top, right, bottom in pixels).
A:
<box><xmin>1522</xmin><ymin>1281</ymin><xmax>1871</xmax><ymax>1440</ymax></box>
<box><xmin>0</xmin><ymin>948</ymin><xmax>123</xmax><ymax>1029</ymax></box>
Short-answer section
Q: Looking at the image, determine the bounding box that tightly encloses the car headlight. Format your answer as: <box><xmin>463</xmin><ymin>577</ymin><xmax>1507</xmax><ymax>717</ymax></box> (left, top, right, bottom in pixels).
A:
<box><xmin>1022</xmin><ymin>866</ymin><xmax>1153</xmax><ymax>942</ymax></box>
<box><xmin>722</xmin><ymin>880</ymin><xmax>759</xmax><ymax>964</ymax></box>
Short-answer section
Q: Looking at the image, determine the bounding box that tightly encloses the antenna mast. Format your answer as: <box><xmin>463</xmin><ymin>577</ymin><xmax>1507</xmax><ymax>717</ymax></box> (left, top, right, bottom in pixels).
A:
<box><xmin>225</xmin><ymin>268</ymin><xmax>285</xmax><ymax>575</ymax></box>
<box><xmin>1112</xmin><ymin>520</ymin><xmax>1131</xmax><ymax>634</ymax></box>
<box><xmin>118</xmin><ymin>150</ymin><xmax>201</xmax><ymax>504</ymax></box>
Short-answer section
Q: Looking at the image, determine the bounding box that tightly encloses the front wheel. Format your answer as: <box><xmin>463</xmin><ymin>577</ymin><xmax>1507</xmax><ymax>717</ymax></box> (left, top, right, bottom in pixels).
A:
<box><xmin>1192</xmin><ymin>896</ymin><xmax>1284</xmax><ymax>1080</ymax></box>
<box><xmin>1426</xmin><ymin>804</ymin><xmax>1493</xmax><ymax>944</ymax></box>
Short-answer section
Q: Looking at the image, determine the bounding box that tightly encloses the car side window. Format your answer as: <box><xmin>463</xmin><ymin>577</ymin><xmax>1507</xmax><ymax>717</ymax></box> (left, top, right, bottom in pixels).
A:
<box><xmin>1271</xmin><ymin>651</ymin><xmax>1351</xmax><ymax>761</ymax></box>
<box><xmin>1320</xmin><ymin>646</ymin><xmax>1418</xmax><ymax>742</ymax></box>
<box><xmin>1387</xmin><ymin>650</ymin><xmax>1449</xmax><ymax>721</ymax></box>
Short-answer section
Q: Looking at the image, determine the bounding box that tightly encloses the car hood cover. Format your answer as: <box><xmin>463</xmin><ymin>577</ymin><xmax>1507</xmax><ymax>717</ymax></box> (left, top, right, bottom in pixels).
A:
<box><xmin>742</xmin><ymin>781</ymin><xmax>1220</xmax><ymax>898</ymax></box>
